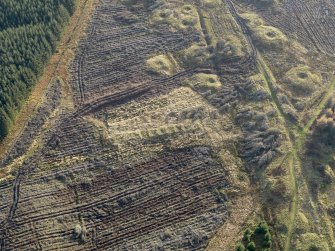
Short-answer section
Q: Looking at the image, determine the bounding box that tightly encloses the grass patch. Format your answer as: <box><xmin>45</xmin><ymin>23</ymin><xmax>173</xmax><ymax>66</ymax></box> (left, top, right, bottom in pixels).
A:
<box><xmin>252</xmin><ymin>25</ymin><xmax>288</xmax><ymax>51</ymax></box>
<box><xmin>283</xmin><ymin>65</ymin><xmax>321</xmax><ymax>97</ymax></box>
<box><xmin>263</xmin><ymin>175</ymin><xmax>292</xmax><ymax>205</ymax></box>
<box><xmin>146</xmin><ymin>54</ymin><xmax>175</xmax><ymax>76</ymax></box>
<box><xmin>294</xmin><ymin>212</ymin><xmax>310</xmax><ymax>235</ymax></box>
<box><xmin>240</xmin><ymin>13</ymin><xmax>264</xmax><ymax>27</ymax></box>
<box><xmin>184</xmin><ymin>73</ymin><xmax>222</xmax><ymax>91</ymax></box>
<box><xmin>296</xmin><ymin>233</ymin><xmax>329</xmax><ymax>251</ymax></box>
<box><xmin>203</xmin><ymin>0</ymin><xmax>221</xmax><ymax>8</ymax></box>
<box><xmin>241</xmin><ymin>12</ymin><xmax>287</xmax><ymax>51</ymax></box>
<box><xmin>105</xmin><ymin>87</ymin><xmax>232</xmax><ymax>160</ymax></box>
<box><xmin>150</xmin><ymin>4</ymin><xmax>201</xmax><ymax>32</ymax></box>
<box><xmin>183</xmin><ymin>43</ymin><xmax>210</xmax><ymax>67</ymax></box>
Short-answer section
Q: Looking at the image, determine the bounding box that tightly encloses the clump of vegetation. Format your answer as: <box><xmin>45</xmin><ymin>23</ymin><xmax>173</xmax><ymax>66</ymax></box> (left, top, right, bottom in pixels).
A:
<box><xmin>55</xmin><ymin>173</ymin><xmax>67</xmax><ymax>183</ymax></box>
<box><xmin>307</xmin><ymin>98</ymin><xmax>335</xmax><ymax>187</ymax></box>
<box><xmin>328</xmin><ymin>204</ymin><xmax>335</xmax><ymax>218</ymax></box>
<box><xmin>150</xmin><ymin>4</ymin><xmax>201</xmax><ymax>31</ymax></box>
<box><xmin>160</xmin><ymin>228</ymin><xmax>173</xmax><ymax>241</ymax></box>
<box><xmin>264</xmin><ymin>177</ymin><xmax>290</xmax><ymax>204</ymax></box>
<box><xmin>283</xmin><ymin>66</ymin><xmax>321</xmax><ymax>96</ymax></box>
<box><xmin>178</xmin><ymin>106</ymin><xmax>206</xmax><ymax>121</ymax></box>
<box><xmin>237</xmin><ymin>108</ymin><xmax>281</xmax><ymax>169</ymax></box>
<box><xmin>247</xmin><ymin>241</ymin><xmax>256</xmax><ymax>251</ymax></box>
<box><xmin>146</xmin><ymin>54</ymin><xmax>174</xmax><ymax>76</ymax></box>
<box><xmin>73</xmin><ymin>224</ymin><xmax>88</xmax><ymax>243</ymax></box>
<box><xmin>323</xmin><ymin>164</ymin><xmax>335</xmax><ymax>183</ymax></box>
<box><xmin>213</xmin><ymin>186</ymin><xmax>228</xmax><ymax>203</ymax></box>
<box><xmin>183</xmin><ymin>43</ymin><xmax>210</xmax><ymax>67</ymax></box>
<box><xmin>296</xmin><ymin>233</ymin><xmax>329</xmax><ymax>251</ymax></box>
<box><xmin>312</xmin><ymin>103</ymin><xmax>335</xmax><ymax>147</ymax></box>
<box><xmin>316</xmin><ymin>108</ymin><xmax>335</xmax><ymax>146</ymax></box>
<box><xmin>187</xmin><ymin>228</ymin><xmax>203</xmax><ymax>247</ymax></box>
<box><xmin>184</xmin><ymin>73</ymin><xmax>222</xmax><ymax>91</ymax></box>
<box><xmin>236</xmin><ymin>242</ymin><xmax>245</xmax><ymax>251</ymax></box>
<box><xmin>295</xmin><ymin>212</ymin><xmax>310</xmax><ymax>235</ymax></box>
<box><xmin>282</xmin><ymin>104</ymin><xmax>298</xmax><ymax>122</ymax></box>
<box><xmin>114</xmin><ymin>11</ymin><xmax>139</xmax><ymax>24</ymax></box>
<box><xmin>236</xmin><ymin>222</ymin><xmax>272</xmax><ymax>251</ymax></box>
<box><xmin>202</xmin><ymin>77</ymin><xmax>269</xmax><ymax>115</ymax></box>
<box><xmin>212</xmin><ymin>36</ymin><xmax>244</xmax><ymax>62</ymax></box>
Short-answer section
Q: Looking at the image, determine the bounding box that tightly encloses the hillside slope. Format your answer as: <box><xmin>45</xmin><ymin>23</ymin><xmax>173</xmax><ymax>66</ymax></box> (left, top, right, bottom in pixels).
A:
<box><xmin>0</xmin><ymin>0</ymin><xmax>335</xmax><ymax>250</ymax></box>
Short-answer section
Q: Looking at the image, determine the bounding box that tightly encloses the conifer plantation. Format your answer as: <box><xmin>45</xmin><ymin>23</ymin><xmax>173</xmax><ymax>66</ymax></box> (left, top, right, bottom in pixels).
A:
<box><xmin>0</xmin><ymin>0</ymin><xmax>76</xmax><ymax>139</ymax></box>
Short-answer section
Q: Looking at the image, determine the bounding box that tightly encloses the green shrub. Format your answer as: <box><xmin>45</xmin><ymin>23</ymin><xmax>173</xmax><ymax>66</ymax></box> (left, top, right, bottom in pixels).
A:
<box><xmin>243</xmin><ymin>229</ymin><xmax>251</xmax><ymax>242</ymax></box>
<box><xmin>244</xmin><ymin>228</ymin><xmax>252</xmax><ymax>235</ymax></box>
<box><xmin>264</xmin><ymin>232</ymin><xmax>271</xmax><ymax>242</ymax></box>
<box><xmin>247</xmin><ymin>241</ymin><xmax>256</xmax><ymax>251</ymax></box>
<box><xmin>262</xmin><ymin>239</ymin><xmax>272</xmax><ymax>248</ymax></box>
<box><xmin>255</xmin><ymin>222</ymin><xmax>269</xmax><ymax>235</ymax></box>
<box><xmin>236</xmin><ymin>242</ymin><xmax>246</xmax><ymax>251</ymax></box>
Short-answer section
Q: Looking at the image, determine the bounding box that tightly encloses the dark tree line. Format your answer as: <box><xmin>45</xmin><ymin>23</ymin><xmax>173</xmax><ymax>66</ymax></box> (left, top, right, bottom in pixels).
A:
<box><xmin>0</xmin><ymin>0</ymin><xmax>75</xmax><ymax>139</ymax></box>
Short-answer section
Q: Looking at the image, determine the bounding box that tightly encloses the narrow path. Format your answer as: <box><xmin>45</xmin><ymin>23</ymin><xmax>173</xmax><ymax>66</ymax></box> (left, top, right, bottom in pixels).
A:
<box><xmin>224</xmin><ymin>0</ymin><xmax>257</xmax><ymax>59</ymax></box>
<box><xmin>284</xmin><ymin>154</ymin><xmax>298</xmax><ymax>251</ymax></box>
<box><xmin>258</xmin><ymin>60</ymin><xmax>298</xmax><ymax>251</ymax></box>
